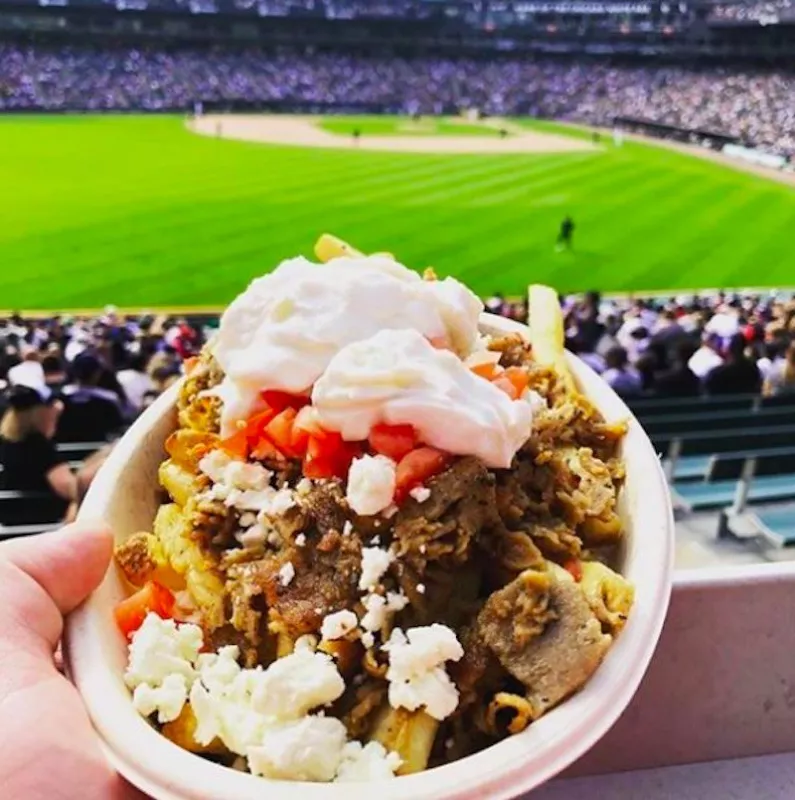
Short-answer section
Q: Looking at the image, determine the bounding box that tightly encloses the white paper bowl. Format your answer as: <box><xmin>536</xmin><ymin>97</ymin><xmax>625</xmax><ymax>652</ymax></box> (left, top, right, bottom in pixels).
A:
<box><xmin>64</xmin><ymin>314</ymin><xmax>674</xmax><ymax>800</ymax></box>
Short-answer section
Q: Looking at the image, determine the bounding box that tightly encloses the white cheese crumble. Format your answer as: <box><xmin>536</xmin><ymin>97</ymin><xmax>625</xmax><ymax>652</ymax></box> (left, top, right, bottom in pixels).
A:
<box><xmin>346</xmin><ymin>454</ymin><xmax>397</xmax><ymax>516</ymax></box>
<box><xmin>361</xmin><ymin>632</ymin><xmax>375</xmax><ymax>649</ymax></box>
<box><xmin>296</xmin><ymin>477</ymin><xmax>314</xmax><ymax>496</ymax></box>
<box><xmin>295</xmin><ymin>533</ymin><xmax>307</xmax><ymax>547</ymax></box>
<box><xmin>320</xmin><ymin>610</ymin><xmax>359</xmax><ymax>641</ymax></box>
<box><xmin>248</xmin><ymin>717</ymin><xmax>349</xmax><ymax>782</ymax></box>
<box><xmin>361</xmin><ymin>591</ymin><xmax>409</xmax><ymax>633</ymax></box>
<box><xmin>358</xmin><ymin>546</ymin><xmax>394</xmax><ymax>591</ymax></box>
<box><xmin>199</xmin><ymin>449</ymin><xmax>296</xmax><ymax>518</ymax></box>
<box><xmin>278</xmin><ymin>562</ymin><xmax>296</xmax><ymax>587</ymax></box>
<box><xmin>342</xmin><ymin>520</ymin><xmax>353</xmax><ymax>537</ymax></box>
<box><xmin>416</xmin><ymin>583</ymin><xmax>426</xmax><ymax>595</ymax></box>
<box><xmin>409</xmin><ymin>486</ymin><xmax>431</xmax><ymax>503</ymax></box>
<box><xmin>127</xmin><ymin>614</ymin><xmax>400</xmax><ymax>782</ymax></box>
<box><xmin>383</xmin><ymin>624</ymin><xmax>464</xmax><ymax>721</ymax></box>
<box><xmin>125</xmin><ymin>614</ymin><xmax>202</xmax><ymax>689</ymax></box>
<box><xmin>335</xmin><ymin>741</ymin><xmax>403</xmax><ymax>782</ymax></box>
<box><xmin>132</xmin><ymin>673</ymin><xmax>189</xmax><ymax>723</ymax></box>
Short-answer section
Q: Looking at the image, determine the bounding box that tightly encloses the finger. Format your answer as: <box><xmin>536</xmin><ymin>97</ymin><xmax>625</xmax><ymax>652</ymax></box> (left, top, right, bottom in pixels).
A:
<box><xmin>1</xmin><ymin>520</ymin><xmax>113</xmax><ymax>617</ymax></box>
<box><xmin>0</xmin><ymin>521</ymin><xmax>113</xmax><ymax>653</ymax></box>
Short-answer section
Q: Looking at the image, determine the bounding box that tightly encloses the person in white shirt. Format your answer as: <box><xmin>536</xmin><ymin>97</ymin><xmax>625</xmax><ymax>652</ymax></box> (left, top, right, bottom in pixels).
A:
<box><xmin>688</xmin><ymin>333</ymin><xmax>724</xmax><ymax>379</ymax></box>
<box><xmin>116</xmin><ymin>353</ymin><xmax>154</xmax><ymax>413</ymax></box>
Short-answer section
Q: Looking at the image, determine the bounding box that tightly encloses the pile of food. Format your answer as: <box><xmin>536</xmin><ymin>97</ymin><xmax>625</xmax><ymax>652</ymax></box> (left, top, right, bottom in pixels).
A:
<box><xmin>113</xmin><ymin>234</ymin><xmax>634</xmax><ymax>783</ymax></box>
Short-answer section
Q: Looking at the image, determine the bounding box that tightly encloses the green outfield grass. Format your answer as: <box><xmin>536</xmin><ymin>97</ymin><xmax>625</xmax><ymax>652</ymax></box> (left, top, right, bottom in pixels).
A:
<box><xmin>317</xmin><ymin>115</ymin><xmax>503</xmax><ymax>137</ymax></box>
<box><xmin>1</xmin><ymin>114</ymin><xmax>793</xmax><ymax>310</ymax></box>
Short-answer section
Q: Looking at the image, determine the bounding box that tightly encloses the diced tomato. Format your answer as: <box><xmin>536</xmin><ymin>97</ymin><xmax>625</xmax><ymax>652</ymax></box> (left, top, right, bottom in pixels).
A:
<box><xmin>470</xmin><ymin>361</ymin><xmax>501</xmax><ymax>381</ymax></box>
<box><xmin>427</xmin><ymin>336</ymin><xmax>448</xmax><ymax>350</ymax></box>
<box><xmin>369</xmin><ymin>423</ymin><xmax>417</xmax><ymax>462</ymax></box>
<box><xmin>492</xmin><ymin>375</ymin><xmax>521</xmax><ymax>400</ymax></box>
<box><xmin>219</xmin><ymin>427</ymin><xmax>250</xmax><ymax>460</ymax></box>
<box><xmin>250</xmin><ymin>436</ymin><xmax>282</xmax><ymax>461</ymax></box>
<box><xmin>303</xmin><ymin>432</ymin><xmax>363</xmax><ymax>480</ymax></box>
<box><xmin>395</xmin><ymin>447</ymin><xmax>450</xmax><ymax>502</ymax></box>
<box><xmin>503</xmin><ymin>367</ymin><xmax>530</xmax><ymax>398</ymax></box>
<box><xmin>264</xmin><ymin>407</ymin><xmax>300</xmax><ymax>457</ymax></box>
<box><xmin>260</xmin><ymin>390</ymin><xmax>309</xmax><ymax>413</ymax></box>
<box><xmin>114</xmin><ymin>581</ymin><xmax>176</xmax><ymax>639</ymax></box>
<box><xmin>563</xmin><ymin>559</ymin><xmax>583</xmax><ymax>582</ymax></box>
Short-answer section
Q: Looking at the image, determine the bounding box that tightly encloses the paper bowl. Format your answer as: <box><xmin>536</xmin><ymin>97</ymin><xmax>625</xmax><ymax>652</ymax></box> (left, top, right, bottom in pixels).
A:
<box><xmin>64</xmin><ymin>314</ymin><xmax>674</xmax><ymax>800</ymax></box>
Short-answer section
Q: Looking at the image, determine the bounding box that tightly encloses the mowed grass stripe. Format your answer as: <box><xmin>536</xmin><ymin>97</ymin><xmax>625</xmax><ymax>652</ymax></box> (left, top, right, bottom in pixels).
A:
<box><xmin>0</xmin><ymin>115</ymin><xmax>793</xmax><ymax>307</ymax></box>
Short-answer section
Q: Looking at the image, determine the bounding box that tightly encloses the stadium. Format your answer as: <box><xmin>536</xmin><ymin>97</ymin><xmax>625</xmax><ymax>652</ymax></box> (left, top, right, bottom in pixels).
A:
<box><xmin>1</xmin><ymin>1</ymin><xmax>795</xmax><ymax>797</ymax></box>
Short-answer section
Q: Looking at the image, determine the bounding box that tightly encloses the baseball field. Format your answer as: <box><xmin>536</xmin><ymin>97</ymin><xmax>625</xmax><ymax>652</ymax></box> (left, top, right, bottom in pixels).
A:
<box><xmin>2</xmin><ymin>113</ymin><xmax>794</xmax><ymax>310</ymax></box>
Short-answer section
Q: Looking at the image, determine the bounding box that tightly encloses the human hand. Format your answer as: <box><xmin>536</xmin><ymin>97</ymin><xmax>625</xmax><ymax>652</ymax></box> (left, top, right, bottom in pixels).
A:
<box><xmin>0</xmin><ymin>522</ymin><xmax>146</xmax><ymax>799</ymax></box>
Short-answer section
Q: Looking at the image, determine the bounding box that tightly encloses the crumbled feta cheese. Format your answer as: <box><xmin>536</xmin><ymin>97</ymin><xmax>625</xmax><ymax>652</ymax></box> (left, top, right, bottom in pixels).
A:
<box><xmin>383</xmin><ymin>624</ymin><xmax>464</xmax><ymax>721</ymax></box>
<box><xmin>295</xmin><ymin>533</ymin><xmax>307</xmax><ymax>547</ymax></box>
<box><xmin>296</xmin><ymin>477</ymin><xmax>314</xmax><ymax>496</ymax></box>
<box><xmin>360</xmin><ymin>594</ymin><xmax>387</xmax><ymax>633</ymax></box>
<box><xmin>370</xmin><ymin>535</ymin><xmax>381</xmax><ymax>546</ymax></box>
<box><xmin>132</xmin><ymin>673</ymin><xmax>189</xmax><ymax>723</ymax></box>
<box><xmin>387</xmin><ymin>591</ymin><xmax>409</xmax><ymax>612</ymax></box>
<box><xmin>248</xmin><ymin>717</ymin><xmax>349</xmax><ymax>782</ymax></box>
<box><xmin>321</xmin><ymin>610</ymin><xmax>359</xmax><ymax>641</ymax></box>
<box><xmin>197</xmin><ymin>449</ymin><xmax>233</xmax><ymax>484</ymax></box>
<box><xmin>416</xmin><ymin>583</ymin><xmax>426</xmax><ymax>595</ymax></box>
<box><xmin>346</xmin><ymin>455</ymin><xmax>396</xmax><ymax>516</ymax></box>
<box><xmin>295</xmin><ymin>634</ymin><xmax>318</xmax><ymax>652</ymax></box>
<box><xmin>361</xmin><ymin>632</ymin><xmax>375</xmax><ymax>649</ymax></box>
<box><xmin>342</xmin><ymin>520</ymin><xmax>353</xmax><ymax>537</ymax></box>
<box><xmin>267</xmin><ymin>488</ymin><xmax>296</xmax><ymax>517</ymax></box>
<box><xmin>409</xmin><ymin>486</ymin><xmax>431</xmax><ymax>503</ymax></box>
<box><xmin>251</xmin><ymin>647</ymin><xmax>345</xmax><ymax>721</ymax></box>
<box><xmin>359</xmin><ymin>546</ymin><xmax>394</xmax><ymax>591</ymax></box>
<box><xmin>278</xmin><ymin>562</ymin><xmax>296</xmax><ymax>587</ymax></box>
<box><xmin>239</xmin><ymin>511</ymin><xmax>257</xmax><ymax>528</ymax></box>
<box><xmin>419</xmin><ymin>544</ymin><xmax>427</xmax><ymax>554</ymax></box>
<box><xmin>125</xmin><ymin>614</ymin><xmax>202</xmax><ymax>690</ymax></box>
<box><xmin>335</xmin><ymin>741</ymin><xmax>402</xmax><ymax>782</ymax></box>
<box><xmin>361</xmin><ymin>591</ymin><xmax>409</xmax><ymax>634</ymax></box>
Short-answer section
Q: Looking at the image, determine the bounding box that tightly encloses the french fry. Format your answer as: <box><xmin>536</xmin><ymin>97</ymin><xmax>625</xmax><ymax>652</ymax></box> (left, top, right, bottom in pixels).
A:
<box><xmin>369</xmin><ymin>705</ymin><xmax>438</xmax><ymax>775</ymax></box>
<box><xmin>528</xmin><ymin>283</ymin><xmax>575</xmax><ymax>392</ymax></box>
<box><xmin>314</xmin><ymin>233</ymin><xmax>363</xmax><ymax>262</ymax></box>
<box><xmin>159</xmin><ymin>460</ymin><xmax>203</xmax><ymax>508</ymax></box>
<box><xmin>161</xmin><ymin>705</ymin><xmax>228</xmax><ymax>756</ymax></box>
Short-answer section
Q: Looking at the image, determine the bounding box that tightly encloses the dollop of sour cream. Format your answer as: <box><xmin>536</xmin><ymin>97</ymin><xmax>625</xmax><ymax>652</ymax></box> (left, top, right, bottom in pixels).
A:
<box><xmin>211</xmin><ymin>256</ymin><xmax>482</xmax><ymax>435</ymax></box>
<box><xmin>312</xmin><ymin>329</ymin><xmax>533</xmax><ymax>469</ymax></box>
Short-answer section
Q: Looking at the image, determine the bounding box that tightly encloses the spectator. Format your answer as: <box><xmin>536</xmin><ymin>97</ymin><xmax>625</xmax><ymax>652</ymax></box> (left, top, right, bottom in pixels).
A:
<box><xmin>117</xmin><ymin>353</ymin><xmax>155</xmax><ymax>412</ymax></box>
<box><xmin>688</xmin><ymin>333</ymin><xmax>724</xmax><ymax>380</ymax></box>
<box><xmin>653</xmin><ymin>340</ymin><xmax>701</xmax><ymax>397</ymax></box>
<box><xmin>763</xmin><ymin>342</ymin><xmax>795</xmax><ymax>396</ymax></box>
<box><xmin>602</xmin><ymin>346</ymin><xmax>643</xmax><ymax>398</ymax></box>
<box><xmin>57</xmin><ymin>353</ymin><xmax>125</xmax><ymax>443</ymax></box>
<box><xmin>41</xmin><ymin>354</ymin><xmax>68</xmax><ymax>392</ymax></box>
<box><xmin>0</xmin><ymin>380</ymin><xmax>76</xmax><ymax>524</ymax></box>
<box><xmin>705</xmin><ymin>334</ymin><xmax>762</xmax><ymax>395</ymax></box>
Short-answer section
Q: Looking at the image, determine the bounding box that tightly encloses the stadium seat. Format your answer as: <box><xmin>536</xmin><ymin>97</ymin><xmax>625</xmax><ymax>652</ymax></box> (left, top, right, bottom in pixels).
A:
<box><xmin>674</xmin><ymin>474</ymin><xmax>795</xmax><ymax>511</ymax></box>
<box><xmin>0</xmin><ymin>490</ymin><xmax>68</xmax><ymax>527</ymax></box>
<box><xmin>0</xmin><ymin>522</ymin><xmax>60</xmax><ymax>541</ymax></box>
<box><xmin>759</xmin><ymin>394</ymin><xmax>795</xmax><ymax>410</ymax></box>
<box><xmin>657</xmin><ymin>424</ymin><xmax>795</xmax><ymax>460</ymax></box>
<box><xmin>56</xmin><ymin>441</ymin><xmax>108</xmax><ymax>461</ymax></box>
<box><xmin>631</xmin><ymin>393</ymin><xmax>759</xmax><ymax>419</ymax></box>
<box><xmin>673</xmin><ymin>450</ymin><xmax>795</xmax><ymax>511</ymax></box>
<box><xmin>746</xmin><ymin>507</ymin><xmax>795</xmax><ymax>547</ymax></box>
<box><xmin>673</xmin><ymin>454</ymin><xmax>714</xmax><ymax>481</ymax></box>
<box><xmin>642</xmin><ymin>406</ymin><xmax>794</xmax><ymax>437</ymax></box>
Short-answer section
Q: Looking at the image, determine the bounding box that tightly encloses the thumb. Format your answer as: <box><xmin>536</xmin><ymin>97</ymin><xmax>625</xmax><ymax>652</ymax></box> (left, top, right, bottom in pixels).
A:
<box><xmin>0</xmin><ymin>521</ymin><xmax>113</xmax><ymax>655</ymax></box>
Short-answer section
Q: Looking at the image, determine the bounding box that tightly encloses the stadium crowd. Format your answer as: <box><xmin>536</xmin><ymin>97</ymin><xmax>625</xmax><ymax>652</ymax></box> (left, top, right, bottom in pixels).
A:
<box><xmin>488</xmin><ymin>289</ymin><xmax>795</xmax><ymax>400</ymax></box>
<box><xmin>0</xmin><ymin>44</ymin><xmax>793</xmax><ymax>154</ymax></box>
<box><xmin>710</xmin><ymin>0</ymin><xmax>794</xmax><ymax>24</ymax></box>
<box><xmin>2</xmin><ymin>288</ymin><xmax>794</xmax><ymax>525</ymax></box>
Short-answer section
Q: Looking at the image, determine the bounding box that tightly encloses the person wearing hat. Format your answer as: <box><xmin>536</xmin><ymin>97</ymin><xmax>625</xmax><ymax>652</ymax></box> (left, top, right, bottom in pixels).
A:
<box><xmin>0</xmin><ymin>364</ymin><xmax>77</xmax><ymax>524</ymax></box>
